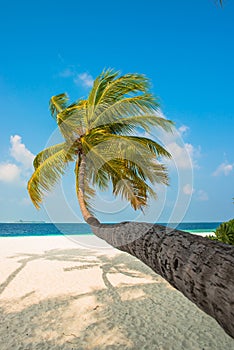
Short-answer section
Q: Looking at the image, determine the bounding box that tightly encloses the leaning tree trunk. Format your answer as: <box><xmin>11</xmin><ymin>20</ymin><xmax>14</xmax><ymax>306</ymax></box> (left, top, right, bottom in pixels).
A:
<box><xmin>86</xmin><ymin>220</ymin><xmax>234</xmax><ymax>339</ymax></box>
<box><xmin>77</xmin><ymin>154</ymin><xmax>101</xmax><ymax>224</ymax></box>
<box><xmin>77</xmin><ymin>156</ymin><xmax>234</xmax><ymax>338</ymax></box>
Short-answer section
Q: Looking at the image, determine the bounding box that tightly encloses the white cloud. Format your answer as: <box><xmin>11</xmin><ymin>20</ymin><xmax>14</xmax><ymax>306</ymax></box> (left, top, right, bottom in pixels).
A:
<box><xmin>58</xmin><ymin>68</ymin><xmax>74</xmax><ymax>78</ymax></box>
<box><xmin>185</xmin><ymin>143</ymin><xmax>200</xmax><ymax>169</ymax></box>
<box><xmin>0</xmin><ymin>135</ymin><xmax>35</xmax><ymax>185</ymax></box>
<box><xmin>183</xmin><ymin>184</ymin><xmax>194</xmax><ymax>195</ymax></box>
<box><xmin>0</xmin><ymin>163</ymin><xmax>21</xmax><ymax>183</ymax></box>
<box><xmin>151</xmin><ymin>119</ymin><xmax>200</xmax><ymax>171</ymax></box>
<box><xmin>166</xmin><ymin>142</ymin><xmax>199</xmax><ymax>170</ymax></box>
<box><xmin>197</xmin><ymin>190</ymin><xmax>209</xmax><ymax>201</ymax></box>
<box><xmin>74</xmin><ymin>72</ymin><xmax>94</xmax><ymax>88</ymax></box>
<box><xmin>178</xmin><ymin>125</ymin><xmax>189</xmax><ymax>136</ymax></box>
<box><xmin>10</xmin><ymin>135</ymin><xmax>35</xmax><ymax>169</ymax></box>
<box><xmin>58</xmin><ymin>66</ymin><xmax>94</xmax><ymax>89</ymax></box>
<box><xmin>212</xmin><ymin>162</ymin><xmax>233</xmax><ymax>176</ymax></box>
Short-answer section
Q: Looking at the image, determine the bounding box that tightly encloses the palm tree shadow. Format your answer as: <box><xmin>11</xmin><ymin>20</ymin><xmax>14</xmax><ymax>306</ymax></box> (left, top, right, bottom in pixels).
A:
<box><xmin>0</xmin><ymin>253</ymin><xmax>41</xmax><ymax>295</ymax></box>
<box><xmin>0</xmin><ymin>247</ymin><xmax>155</xmax><ymax>297</ymax></box>
<box><xmin>0</xmin><ymin>248</ymin><xmax>98</xmax><ymax>296</ymax></box>
<box><xmin>0</xmin><ymin>248</ymin><xmax>233</xmax><ymax>350</ymax></box>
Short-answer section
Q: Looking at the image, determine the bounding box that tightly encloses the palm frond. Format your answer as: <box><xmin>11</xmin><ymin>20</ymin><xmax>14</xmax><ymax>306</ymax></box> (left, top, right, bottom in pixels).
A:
<box><xmin>82</xmin><ymin>131</ymin><xmax>170</xmax><ymax>167</ymax></box>
<box><xmin>90</xmin><ymin>94</ymin><xmax>159</xmax><ymax>129</ymax></box>
<box><xmin>103</xmin><ymin>157</ymin><xmax>169</xmax><ymax>187</ymax></box>
<box><xmin>33</xmin><ymin>142</ymin><xmax>67</xmax><ymax>169</ymax></box>
<box><xmin>88</xmin><ymin>69</ymin><xmax>118</xmax><ymax>107</ymax></box>
<box><xmin>28</xmin><ymin>149</ymin><xmax>73</xmax><ymax>208</ymax></box>
<box><xmin>54</xmin><ymin>99</ymin><xmax>89</xmax><ymax>140</ymax></box>
<box><xmin>91</xmin><ymin>165</ymin><xmax>110</xmax><ymax>191</ymax></box>
<box><xmin>100</xmin><ymin>115</ymin><xmax>174</xmax><ymax>135</ymax></box>
<box><xmin>86</xmin><ymin>70</ymin><xmax>153</xmax><ymax>128</ymax></box>
<box><xmin>29</xmin><ymin>68</ymin><xmax>173</xmax><ymax>215</ymax></box>
<box><xmin>58</xmin><ymin>99</ymin><xmax>88</xmax><ymax>125</ymax></box>
<box><xmin>87</xmin><ymin>69</ymin><xmax>119</xmax><ymax>123</ymax></box>
<box><xmin>57</xmin><ymin>110</ymin><xmax>87</xmax><ymax>141</ymax></box>
<box><xmin>93</xmin><ymin>117</ymin><xmax>173</xmax><ymax>136</ymax></box>
<box><xmin>49</xmin><ymin>93</ymin><xmax>69</xmax><ymax>118</ymax></box>
<box><xmin>83</xmin><ymin>132</ymin><xmax>169</xmax><ymax>209</ymax></box>
<box><xmin>96</xmin><ymin>72</ymin><xmax>149</xmax><ymax>105</ymax></box>
<box><xmin>88</xmin><ymin>157</ymin><xmax>149</xmax><ymax>210</ymax></box>
<box><xmin>113</xmin><ymin>178</ymin><xmax>147</xmax><ymax>210</ymax></box>
<box><xmin>102</xmin><ymin>158</ymin><xmax>158</xmax><ymax>210</ymax></box>
<box><xmin>110</xmin><ymin>135</ymin><xmax>171</xmax><ymax>158</ymax></box>
<box><xmin>84</xmin><ymin>129</ymin><xmax>170</xmax><ymax>203</ymax></box>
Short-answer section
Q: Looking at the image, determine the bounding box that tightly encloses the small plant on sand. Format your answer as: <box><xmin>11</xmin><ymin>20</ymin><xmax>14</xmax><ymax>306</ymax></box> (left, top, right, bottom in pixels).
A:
<box><xmin>208</xmin><ymin>219</ymin><xmax>234</xmax><ymax>245</ymax></box>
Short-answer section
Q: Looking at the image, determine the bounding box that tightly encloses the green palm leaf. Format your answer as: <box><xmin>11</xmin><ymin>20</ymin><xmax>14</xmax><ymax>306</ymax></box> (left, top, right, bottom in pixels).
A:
<box><xmin>96</xmin><ymin>71</ymin><xmax>149</xmax><ymax>105</ymax></box>
<box><xmin>83</xmin><ymin>134</ymin><xmax>169</xmax><ymax>210</ymax></box>
<box><xmin>53</xmin><ymin>99</ymin><xmax>88</xmax><ymax>140</ymax></box>
<box><xmin>49</xmin><ymin>93</ymin><xmax>69</xmax><ymax>118</ymax></box>
<box><xmin>103</xmin><ymin>134</ymin><xmax>171</xmax><ymax>159</ymax></box>
<box><xmin>113</xmin><ymin>178</ymin><xmax>147</xmax><ymax>210</ymax></box>
<box><xmin>28</xmin><ymin>68</ymin><xmax>173</xmax><ymax>218</ymax></box>
<box><xmin>99</xmin><ymin>114</ymin><xmax>174</xmax><ymax>134</ymax></box>
<box><xmin>101</xmin><ymin>158</ymin><xmax>159</xmax><ymax>210</ymax></box>
<box><xmin>90</xmin><ymin>94</ymin><xmax>159</xmax><ymax>129</ymax></box>
<box><xmin>57</xmin><ymin>111</ymin><xmax>86</xmax><ymax>141</ymax></box>
<box><xmin>82</xmin><ymin>131</ymin><xmax>170</xmax><ymax>170</ymax></box>
<box><xmin>87</xmin><ymin>69</ymin><xmax>119</xmax><ymax>122</ymax></box>
<box><xmin>86</xmin><ymin>69</ymin><xmax>149</xmax><ymax>124</ymax></box>
<box><xmin>89</xmin><ymin>158</ymin><xmax>147</xmax><ymax>210</ymax></box>
<box><xmin>28</xmin><ymin>149</ymin><xmax>73</xmax><ymax>208</ymax></box>
<box><xmin>33</xmin><ymin>143</ymin><xmax>67</xmax><ymax>169</ymax></box>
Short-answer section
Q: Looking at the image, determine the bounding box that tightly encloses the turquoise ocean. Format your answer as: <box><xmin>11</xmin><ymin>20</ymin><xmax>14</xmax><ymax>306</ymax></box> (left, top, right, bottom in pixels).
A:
<box><xmin>0</xmin><ymin>222</ymin><xmax>220</xmax><ymax>237</ymax></box>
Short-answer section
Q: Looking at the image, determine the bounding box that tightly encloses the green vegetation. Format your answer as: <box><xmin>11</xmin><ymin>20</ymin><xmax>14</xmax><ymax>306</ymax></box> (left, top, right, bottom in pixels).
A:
<box><xmin>208</xmin><ymin>219</ymin><xmax>234</xmax><ymax>245</ymax></box>
<box><xmin>28</xmin><ymin>69</ymin><xmax>173</xmax><ymax>216</ymax></box>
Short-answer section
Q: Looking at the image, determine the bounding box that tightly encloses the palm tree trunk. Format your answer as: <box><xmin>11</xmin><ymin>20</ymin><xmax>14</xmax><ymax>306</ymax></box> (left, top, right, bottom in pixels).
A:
<box><xmin>76</xmin><ymin>156</ymin><xmax>234</xmax><ymax>339</ymax></box>
<box><xmin>77</xmin><ymin>154</ymin><xmax>100</xmax><ymax>225</ymax></box>
<box><xmin>90</xmin><ymin>221</ymin><xmax>234</xmax><ymax>339</ymax></box>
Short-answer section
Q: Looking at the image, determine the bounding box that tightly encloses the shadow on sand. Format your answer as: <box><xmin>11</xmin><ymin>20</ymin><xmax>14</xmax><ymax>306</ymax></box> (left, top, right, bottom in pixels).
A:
<box><xmin>0</xmin><ymin>247</ymin><xmax>233</xmax><ymax>350</ymax></box>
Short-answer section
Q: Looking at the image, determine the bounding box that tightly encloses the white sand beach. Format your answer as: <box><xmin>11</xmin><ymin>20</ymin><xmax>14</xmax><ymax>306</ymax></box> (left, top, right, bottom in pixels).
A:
<box><xmin>0</xmin><ymin>235</ymin><xmax>233</xmax><ymax>350</ymax></box>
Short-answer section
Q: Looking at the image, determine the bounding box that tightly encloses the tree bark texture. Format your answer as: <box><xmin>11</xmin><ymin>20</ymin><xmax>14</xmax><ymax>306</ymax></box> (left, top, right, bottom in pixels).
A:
<box><xmin>88</xmin><ymin>221</ymin><xmax>234</xmax><ymax>339</ymax></box>
<box><xmin>77</xmin><ymin>155</ymin><xmax>100</xmax><ymax>223</ymax></box>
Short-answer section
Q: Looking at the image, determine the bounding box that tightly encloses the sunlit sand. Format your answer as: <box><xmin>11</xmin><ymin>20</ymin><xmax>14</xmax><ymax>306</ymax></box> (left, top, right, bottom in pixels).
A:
<box><xmin>0</xmin><ymin>235</ymin><xmax>233</xmax><ymax>350</ymax></box>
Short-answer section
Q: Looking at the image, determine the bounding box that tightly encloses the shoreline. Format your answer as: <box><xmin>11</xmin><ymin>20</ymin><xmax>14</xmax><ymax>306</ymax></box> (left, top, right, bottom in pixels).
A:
<box><xmin>0</xmin><ymin>230</ymin><xmax>215</xmax><ymax>239</ymax></box>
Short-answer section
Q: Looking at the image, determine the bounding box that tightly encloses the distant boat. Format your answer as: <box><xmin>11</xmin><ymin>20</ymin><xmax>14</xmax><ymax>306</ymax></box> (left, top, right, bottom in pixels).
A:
<box><xmin>16</xmin><ymin>220</ymin><xmax>46</xmax><ymax>223</ymax></box>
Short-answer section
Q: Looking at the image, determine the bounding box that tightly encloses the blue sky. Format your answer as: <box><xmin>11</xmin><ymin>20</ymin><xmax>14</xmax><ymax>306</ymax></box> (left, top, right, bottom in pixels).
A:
<box><xmin>0</xmin><ymin>0</ymin><xmax>233</xmax><ymax>223</ymax></box>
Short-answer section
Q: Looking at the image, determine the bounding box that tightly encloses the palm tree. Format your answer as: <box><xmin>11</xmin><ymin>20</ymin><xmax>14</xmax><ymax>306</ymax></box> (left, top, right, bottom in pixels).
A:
<box><xmin>28</xmin><ymin>69</ymin><xmax>172</xmax><ymax>221</ymax></box>
<box><xmin>28</xmin><ymin>69</ymin><xmax>234</xmax><ymax>339</ymax></box>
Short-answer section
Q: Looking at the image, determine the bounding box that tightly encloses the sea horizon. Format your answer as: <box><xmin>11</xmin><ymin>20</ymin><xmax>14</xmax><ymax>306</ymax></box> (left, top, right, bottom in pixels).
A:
<box><xmin>0</xmin><ymin>221</ymin><xmax>221</xmax><ymax>238</ymax></box>
<box><xmin>0</xmin><ymin>220</ymin><xmax>224</xmax><ymax>224</ymax></box>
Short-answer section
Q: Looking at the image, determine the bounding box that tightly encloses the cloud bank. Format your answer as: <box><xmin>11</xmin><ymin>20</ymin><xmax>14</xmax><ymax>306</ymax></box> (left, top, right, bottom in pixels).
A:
<box><xmin>212</xmin><ymin>162</ymin><xmax>233</xmax><ymax>176</ymax></box>
<box><xmin>0</xmin><ymin>163</ymin><xmax>21</xmax><ymax>182</ymax></box>
<box><xmin>0</xmin><ymin>135</ymin><xmax>35</xmax><ymax>184</ymax></box>
<box><xmin>58</xmin><ymin>66</ymin><xmax>94</xmax><ymax>88</ymax></box>
<box><xmin>74</xmin><ymin>72</ymin><xmax>94</xmax><ymax>88</ymax></box>
<box><xmin>10</xmin><ymin>135</ymin><xmax>34</xmax><ymax>169</ymax></box>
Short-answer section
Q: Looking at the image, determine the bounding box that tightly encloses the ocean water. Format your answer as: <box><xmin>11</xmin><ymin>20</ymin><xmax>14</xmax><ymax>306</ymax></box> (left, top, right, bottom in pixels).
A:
<box><xmin>0</xmin><ymin>222</ymin><xmax>221</xmax><ymax>237</ymax></box>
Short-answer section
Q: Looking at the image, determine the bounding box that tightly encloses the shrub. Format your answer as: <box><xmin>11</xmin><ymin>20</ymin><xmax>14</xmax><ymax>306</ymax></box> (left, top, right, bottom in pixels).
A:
<box><xmin>207</xmin><ymin>219</ymin><xmax>234</xmax><ymax>245</ymax></box>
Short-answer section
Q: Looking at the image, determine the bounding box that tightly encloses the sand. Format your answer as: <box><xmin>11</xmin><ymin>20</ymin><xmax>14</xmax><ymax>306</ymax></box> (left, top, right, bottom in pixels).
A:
<box><xmin>0</xmin><ymin>234</ymin><xmax>233</xmax><ymax>350</ymax></box>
